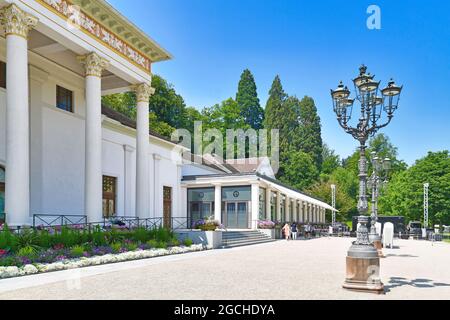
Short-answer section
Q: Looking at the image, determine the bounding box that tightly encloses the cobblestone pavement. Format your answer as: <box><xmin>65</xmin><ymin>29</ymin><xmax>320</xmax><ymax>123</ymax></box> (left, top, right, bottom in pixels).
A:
<box><xmin>0</xmin><ymin>237</ymin><xmax>449</xmax><ymax>300</ymax></box>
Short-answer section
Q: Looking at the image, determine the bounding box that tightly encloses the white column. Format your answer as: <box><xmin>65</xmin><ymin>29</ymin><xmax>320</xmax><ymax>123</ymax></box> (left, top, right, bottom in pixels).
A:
<box><xmin>134</xmin><ymin>83</ymin><xmax>154</xmax><ymax>219</ymax></box>
<box><xmin>276</xmin><ymin>191</ymin><xmax>281</xmax><ymax>222</ymax></box>
<box><xmin>214</xmin><ymin>184</ymin><xmax>221</xmax><ymax>222</ymax></box>
<box><xmin>293</xmin><ymin>199</ymin><xmax>297</xmax><ymax>222</ymax></box>
<box><xmin>285</xmin><ymin>196</ymin><xmax>290</xmax><ymax>222</ymax></box>
<box><xmin>251</xmin><ymin>183</ymin><xmax>259</xmax><ymax>229</ymax></box>
<box><xmin>153</xmin><ymin>154</ymin><xmax>161</xmax><ymax>217</ymax></box>
<box><xmin>1</xmin><ymin>5</ymin><xmax>38</xmax><ymax>226</ymax></box>
<box><xmin>265</xmin><ymin>187</ymin><xmax>271</xmax><ymax>221</ymax></box>
<box><xmin>123</xmin><ymin>145</ymin><xmax>135</xmax><ymax>216</ymax></box>
<box><xmin>78</xmin><ymin>52</ymin><xmax>109</xmax><ymax>223</ymax></box>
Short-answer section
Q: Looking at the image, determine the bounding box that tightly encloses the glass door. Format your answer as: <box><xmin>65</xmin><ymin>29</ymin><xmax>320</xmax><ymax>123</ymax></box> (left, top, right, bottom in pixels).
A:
<box><xmin>223</xmin><ymin>202</ymin><xmax>249</xmax><ymax>229</ymax></box>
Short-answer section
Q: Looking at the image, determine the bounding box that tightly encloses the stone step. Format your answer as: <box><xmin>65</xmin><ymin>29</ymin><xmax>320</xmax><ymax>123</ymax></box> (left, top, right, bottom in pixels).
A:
<box><xmin>221</xmin><ymin>238</ymin><xmax>275</xmax><ymax>248</ymax></box>
<box><xmin>221</xmin><ymin>230</ymin><xmax>274</xmax><ymax>248</ymax></box>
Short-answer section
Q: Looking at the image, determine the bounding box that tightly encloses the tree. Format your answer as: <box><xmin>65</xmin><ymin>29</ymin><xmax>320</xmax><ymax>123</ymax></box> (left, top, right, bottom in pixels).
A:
<box><xmin>102</xmin><ymin>92</ymin><xmax>137</xmax><ymax>119</ymax></box>
<box><xmin>279</xmin><ymin>151</ymin><xmax>319</xmax><ymax>191</ymax></box>
<box><xmin>236</xmin><ymin>69</ymin><xmax>264</xmax><ymax>129</ymax></box>
<box><xmin>368</xmin><ymin>133</ymin><xmax>407</xmax><ymax>173</ymax></box>
<box><xmin>293</xmin><ymin>96</ymin><xmax>323</xmax><ymax>170</ymax></box>
<box><xmin>263</xmin><ymin>75</ymin><xmax>288</xmax><ymax>132</ymax></box>
<box><xmin>149</xmin><ymin>74</ymin><xmax>187</xmax><ymax>129</ymax></box>
<box><xmin>379</xmin><ymin>150</ymin><xmax>450</xmax><ymax>225</ymax></box>
<box><xmin>321</xmin><ymin>144</ymin><xmax>341</xmax><ymax>177</ymax></box>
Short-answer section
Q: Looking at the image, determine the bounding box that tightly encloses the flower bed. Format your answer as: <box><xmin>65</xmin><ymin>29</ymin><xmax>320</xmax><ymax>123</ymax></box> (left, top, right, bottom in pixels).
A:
<box><xmin>258</xmin><ymin>220</ymin><xmax>276</xmax><ymax>229</ymax></box>
<box><xmin>0</xmin><ymin>244</ymin><xmax>205</xmax><ymax>279</ymax></box>
<box><xmin>0</xmin><ymin>223</ymin><xmax>200</xmax><ymax>278</ymax></box>
<box><xmin>192</xmin><ymin>218</ymin><xmax>222</xmax><ymax>231</ymax></box>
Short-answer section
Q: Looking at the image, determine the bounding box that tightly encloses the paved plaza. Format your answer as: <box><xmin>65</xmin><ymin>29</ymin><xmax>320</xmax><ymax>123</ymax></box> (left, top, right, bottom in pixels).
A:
<box><xmin>0</xmin><ymin>237</ymin><xmax>449</xmax><ymax>300</ymax></box>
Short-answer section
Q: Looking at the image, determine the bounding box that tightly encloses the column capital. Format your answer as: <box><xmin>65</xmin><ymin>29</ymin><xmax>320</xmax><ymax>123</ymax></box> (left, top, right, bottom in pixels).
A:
<box><xmin>77</xmin><ymin>52</ymin><xmax>109</xmax><ymax>77</ymax></box>
<box><xmin>133</xmin><ymin>83</ymin><xmax>155</xmax><ymax>103</ymax></box>
<box><xmin>0</xmin><ymin>4</ymin><xmax>38</xmax><ymax>39</ymax></box>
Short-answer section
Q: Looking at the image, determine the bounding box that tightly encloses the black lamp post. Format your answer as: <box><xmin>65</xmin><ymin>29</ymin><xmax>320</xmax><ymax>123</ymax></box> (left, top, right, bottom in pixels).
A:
<box><xmin>331</xmin><ymin>65</ymin><xmax>402</xmax><ymax>293</ymax></box>
<box><xmin>367</xmin><ymin>152</ymin><xmax>391</xmax><ymax>256</ymax></box>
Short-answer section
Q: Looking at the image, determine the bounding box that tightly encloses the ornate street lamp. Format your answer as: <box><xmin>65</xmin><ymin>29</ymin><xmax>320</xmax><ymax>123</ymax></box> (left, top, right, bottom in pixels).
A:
<box><xmin>367</xmin><ymin>152</ymin><xmax>391</xmax><ymax>256</ymax></box>
<box><xmin>331</xmin><ymin>65</ymin><xmax>402</xmax><ymax>294</ymax></box>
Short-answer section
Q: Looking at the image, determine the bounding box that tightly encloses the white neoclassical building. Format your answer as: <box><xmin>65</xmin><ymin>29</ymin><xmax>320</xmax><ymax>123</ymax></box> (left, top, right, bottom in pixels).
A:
<box><xmin>0</xmin><ymin>0</ymin><xmax>335</xmax><ymax>230</ymax></box>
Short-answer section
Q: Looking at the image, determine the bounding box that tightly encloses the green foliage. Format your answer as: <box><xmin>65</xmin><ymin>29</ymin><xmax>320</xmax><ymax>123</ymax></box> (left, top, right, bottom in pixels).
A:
<box><xmin>111</xmin><ymin>242</ymin><xmax>122</xmax><ymax>253</ymax></box>
<box><xmin>15</xmin><ymin>229</ymin><xmax>40</xmax><ymax>252</ymax></box>
<box><xmin>379</xmin><ymin>150</ymin><xmax>450</xmax><ymax>225</ymax></box>
<box><xmin>102</xmin><ymin>92</ymin><xmax>137</xmax><ymax>119</ymax></box>
<box><xmin>125</xmin><ymin>242</ymin><xmax>138</xmax><ymax>251</ymax></box>
<box><xmin>154</xmin><ymin>227</ymin><xmax>173</xmax><ymax>243</ymax></box>
<box><xmin>146</xmin><ymin>239</ymin><xmax>159</xmax><ymax>248</ymax></box>
<box><xmin>0</xmin><ymin>224</ymin><xmax>16</xmax><ymax>251</ymax></box>
<box><xmin>92</xmin><ymin>225</ymin><xmax>107</xmax><ymax>246</ymax></box>
<box><xmin>279</xmin><ymin>151</ymin><xmax>319</xmax><ymax>190</ymax></box>
<box><xmin>236</xmin><ymin>69</ymin><xmax>264</xmax><ymax>129</ymax></box>
<box><xmin>170</xmin><ymin>239</ymin><xmax>180</xmax><ymax>247</ymax></box>
<box><xmin>321</xmin><ymin>144</ymin><xmax>340</xmax><ymax>177</ymax></box>
<box><xmin>183</xmin><ymin>238</ymin><xmax>193</xmax><ymax>247</ymax></box>
<box><xmin>156</xmin><ymin>241</ymin><xmax>168</xmax><ymax>249</ymax></box>
<box><xmin>131</xmin><ymin>227</ymin><xmax>150</xmax><ymax>243</ymax></box>
<box><xmin>70</xmin><ymin>245</ymin><xmax>85</xmax><ymax>258</ymax></box>
<box><xmin>293</xmin><ymin>96</ymin><xmax>323</xmax><ymax>170</ymax></box>
<box><xmin>17</xmin><ymin>246</ymin><xmax>37</xmax><ymax>259</ymax></box>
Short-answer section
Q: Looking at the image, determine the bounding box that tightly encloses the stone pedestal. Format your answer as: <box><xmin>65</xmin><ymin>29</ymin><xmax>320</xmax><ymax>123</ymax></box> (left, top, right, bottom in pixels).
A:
<box><xmin>373</xmin><ymin>239</ymin><xmax>384</xmax><ymax>258</ymax></box>
<box><xmin>343</xmin><ymin>244</ymin><xmax>384</xmax><ymax>294</ymax></box>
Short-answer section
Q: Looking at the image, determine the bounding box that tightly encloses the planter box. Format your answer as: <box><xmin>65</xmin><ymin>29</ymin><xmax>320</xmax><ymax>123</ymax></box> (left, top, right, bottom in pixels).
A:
<box><xmin>174</xmin><ymin>230</ymin><xmax>223</xmax><ymax>249</ymax></box>
<box><xmin>258</xmin><ymin>228</ymin><xmax>275</xmax><ymax>239</ymax></box>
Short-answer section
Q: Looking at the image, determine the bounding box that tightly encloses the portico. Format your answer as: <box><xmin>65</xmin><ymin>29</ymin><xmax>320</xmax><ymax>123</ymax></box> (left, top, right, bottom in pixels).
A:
<box><xmin>0</xmin><ymin>1</ymin><xmax>173</xmax><ymax>226</ymax></box>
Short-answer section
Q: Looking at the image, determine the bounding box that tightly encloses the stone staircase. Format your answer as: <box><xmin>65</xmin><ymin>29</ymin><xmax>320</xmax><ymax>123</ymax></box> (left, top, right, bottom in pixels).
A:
<box><xmin>221</xmin><ymin>230</ymin><xmax>275</xmax><ymax>248</ymax></box>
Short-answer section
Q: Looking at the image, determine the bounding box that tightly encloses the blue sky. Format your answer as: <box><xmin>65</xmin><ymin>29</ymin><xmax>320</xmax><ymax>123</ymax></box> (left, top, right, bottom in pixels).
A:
<box><xmin>108</xmin><ymin>0</ymin><xmax>450</xmax><ymax>165</ymax></box>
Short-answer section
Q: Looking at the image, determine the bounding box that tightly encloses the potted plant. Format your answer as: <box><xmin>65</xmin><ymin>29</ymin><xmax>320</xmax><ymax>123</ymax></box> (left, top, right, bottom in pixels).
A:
<box><xmin>192</xmin><ymin>217</ymin><xmax>220</xmax><ymax>231</ymax></box>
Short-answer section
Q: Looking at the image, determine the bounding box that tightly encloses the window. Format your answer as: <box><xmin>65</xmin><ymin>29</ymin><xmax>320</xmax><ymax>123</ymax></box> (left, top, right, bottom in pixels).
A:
<box><xmin>163</xmin><ymin>186</ymin><xmax>172</xmax><ymax>229</ymax></box>
<box><xmin>0</xmin><ymin>167</ymin><xmax>5</xmax><ymax>222</ymax></box>
<box><xmin>187</xmin><ymin>188</ymin><xmax>215</xmax><ymax>224</ymax></box>
<box><xmin>56</xmin><ymin>85</ymin><xmax>73</xmax><ymax>112</ymax></box>
<box><xmin>259</xmin><ymin>187</ymin><xmax>266</xmax><ymax>220</ymax></box>
<box><xmin>102</xmin><ymin>175</ymin><xmax>117</xmax><ymax>218</ymax></box>
<box><xmin>0</xmin><ymin>61</ymin><xmax>6</xmax><ymax>89</ymax></box>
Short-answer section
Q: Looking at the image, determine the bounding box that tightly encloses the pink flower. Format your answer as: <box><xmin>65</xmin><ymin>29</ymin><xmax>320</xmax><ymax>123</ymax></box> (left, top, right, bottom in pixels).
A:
<box><xmin>0</xmin><ymin>249</ymin><xmax>8</xmax><ymax>257</ymax></box>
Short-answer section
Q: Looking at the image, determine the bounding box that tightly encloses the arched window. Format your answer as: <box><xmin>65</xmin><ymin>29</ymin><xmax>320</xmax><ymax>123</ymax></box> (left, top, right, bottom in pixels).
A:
<box><xmin>0</xmin><ymin>166</ymin><xmax>5</xmax><ymax>216</ymax></box>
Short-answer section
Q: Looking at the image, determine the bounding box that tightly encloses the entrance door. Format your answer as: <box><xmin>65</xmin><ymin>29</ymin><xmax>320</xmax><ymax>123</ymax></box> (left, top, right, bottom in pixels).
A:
<box><xmin>0</xmin><ymin>167</ymin><xmax>4</xmax><ymax>223</ymax></box>
<box><xmin>163</xmin><ymin>186</ymin><xmax>172</xmax><ymax>229</ymax></box>
<box><xmin>223</xmin><ymin>202</ymin><xmax>248</xmax><ymax>229</ymax></box>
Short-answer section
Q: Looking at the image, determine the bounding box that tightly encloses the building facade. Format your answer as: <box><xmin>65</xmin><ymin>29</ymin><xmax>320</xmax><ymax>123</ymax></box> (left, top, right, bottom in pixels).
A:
<box><xmin>0</xmin><ymin>0</ymin><xmax>335</xmax><ymax>229</ymax></box>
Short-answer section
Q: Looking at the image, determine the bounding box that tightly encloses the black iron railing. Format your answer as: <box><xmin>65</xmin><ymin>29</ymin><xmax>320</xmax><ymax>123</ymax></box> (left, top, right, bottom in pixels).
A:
<box><xmin>33</xmin><ymin>214</ymin><xmax>88</xmax><ymax>228</ymax></box>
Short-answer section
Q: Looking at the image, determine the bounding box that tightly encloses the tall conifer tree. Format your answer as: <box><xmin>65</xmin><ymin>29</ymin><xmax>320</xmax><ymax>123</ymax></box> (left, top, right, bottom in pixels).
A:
<box><xmin>236</xmin><ymin>69</ymin><xmax>264</xmax><ymax>129</ymax></box>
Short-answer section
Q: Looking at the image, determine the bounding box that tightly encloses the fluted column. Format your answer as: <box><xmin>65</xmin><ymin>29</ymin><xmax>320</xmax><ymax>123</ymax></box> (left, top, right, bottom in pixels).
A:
<box><xmin>78</xmin><ymin>52</ymin><xmax>109</xmax><ymax>223</ymax></box>
<box><xmin>1</xmin><ymin>4</ymin><xmax>38</xmax><ymax>226</ymax></box>
<box><xmin>134</xmin><ymin>83</ymin><xmax>154</xmax><ymax>219</ymax></box>
<box><xmin>214</xmin><ymin>183</ymin><xmax>222</xmax><ymax>223</ymax></box>
<box><xmin>265</xmin><ymin>188</ymin><xmax>271</xmax><ymax>221</ymax></box>
<box><xmin>293</xmin><ymin>200</ymin><xmax>297</xmax><ymax>222</ymax></box>
<box><xmin>276</xmin><ymin>191</ymin><xmax>281</xmax><ymax>222</ymax></box>
<box><xmin>284</xmin><ymin>196</ymin><xmax>290</xmax><ymax>222</ymax></box>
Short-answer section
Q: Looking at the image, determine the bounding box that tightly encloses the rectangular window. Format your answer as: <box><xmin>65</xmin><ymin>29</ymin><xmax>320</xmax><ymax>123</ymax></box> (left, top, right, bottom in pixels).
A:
<box><xmin>56</xmin><ymin>85</ymin><xmax>73</xmax><ymax>112</ymax></box>
<box><xmin>0</xmin><ymin>61</ymin><xmax>6</xmax><ymax>89</ymax></box>
<box><xmin>259</xmin><ymin>187</ymin><xmax>266</xmax><ymax>220</ymax></box>
<box><xmin>102</xmin><ymin>175</ymin><xmax>117</xmax><ymax>219</ymax></box>
<box><xmin>163</xmin><ymin>186</ymin><xmax>172</xmax><ymax>229</ymax></box>
<box><xmin>187</xmin><ymin>187</ymin><xmax>215</xmax><ymax>224</ymax></box>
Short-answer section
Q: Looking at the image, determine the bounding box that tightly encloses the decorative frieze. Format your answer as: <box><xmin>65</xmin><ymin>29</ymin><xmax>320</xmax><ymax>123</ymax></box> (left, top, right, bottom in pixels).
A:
<box><xmin>134</xmin><ymin>83</ymin><xmax>155</xmax><ymax>103</ymax></box>
<box><xmin>77</xmin><ymin>52</ymin><xmax>110</xmax><ymax>77</ymax></box>
<box><xmin>0</xmin><ymin>4</ymin><xmax>38</xmax><ymax>39</ymax></box>
<box><xmin>37</xmin><ymin>0</ymin><xmax>151</xmax><ymax>73</ymax></box>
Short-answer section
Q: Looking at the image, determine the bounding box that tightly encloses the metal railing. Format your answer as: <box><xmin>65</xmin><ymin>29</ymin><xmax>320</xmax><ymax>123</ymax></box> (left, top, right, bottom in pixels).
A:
<box><xmin>33</xmin><ymin>214</ymin><xmax>88</xmax><ymax>228</ymax></box>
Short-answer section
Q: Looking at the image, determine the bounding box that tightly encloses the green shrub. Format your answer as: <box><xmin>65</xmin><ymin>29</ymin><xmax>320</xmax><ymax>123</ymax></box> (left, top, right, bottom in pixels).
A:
<box><xmin>0</xmin><ymin>224</ymin><xmax>16</xmax><ymax>251</ymax></box>
<box><xmin>125</xmin><ymin>242</ymin><xmax>138</xmax><ymax>251</ymax></box>
<box><xmin>17</xmin><ymin>246</ymin><xmax>37</xmax><ymax>259</ymax></box>
<box><xmin>0</xmin><ymin>256</ymin><xmax>19</xmax><ymax>267</ymax></box>
<box><xmin>107</xmin><ymin>228</ymin><xmax>125</xmax><ymax>244</ymax></box>
<box><xmin>156</xmin><ymin>241</ymin><xmax>167</xmax><ymax>249</ymax></box>
<box><xmin>15</xmin><ymin>229</ymin><xmax>40</xmax><ymax>252</ymax></box>
<box><xmin>183</xmin><ymin>238</ymin><xmax>193</xmax><ymax>247</ymax></box>
<box><xmin>111</xmin><ymin>242</ymin><xmax>122</xmax><ymax>253</ymax></box>
<box><xmin>146</xmin><ymin>239</ymin><xmax>158</xmax><ymax>248</ymax></box>
<box><xmin>131</xmin><ymin>227</ymin><xmax>149</xmax><ymax>243</ymax></box>
<box><xmin>70</xmin><ymin>245</ymin><xmax>85</xmax><ymax>258</ymax></box>
<box><xmin>155</xmin><ymin>227</ymin><xmax>173</xmax><ymax>242</ymax></box>
<box><xmin>170</xmin><ymin>239</ymin><xmax>180</xmax><ymax>247</ymax></box>
<box><xmin>92</xmin><ymin>225</ymin><xmax>107</xmax><ymax>246</ymax></box>
<box><xmin>37</xmin><ymin>230</ymin><xmax>52</xmax><ymax>249</ymax></box>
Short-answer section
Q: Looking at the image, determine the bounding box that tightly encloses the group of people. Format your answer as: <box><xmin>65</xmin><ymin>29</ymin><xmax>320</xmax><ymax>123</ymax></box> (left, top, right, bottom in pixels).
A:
<box><xmin>281</xmin><ymin>222</ymin><xmax>316</xmax><ymax>240</ymax></box>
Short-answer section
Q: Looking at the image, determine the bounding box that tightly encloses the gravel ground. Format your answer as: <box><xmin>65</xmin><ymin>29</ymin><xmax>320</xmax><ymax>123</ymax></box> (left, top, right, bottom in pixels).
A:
<box><xmin>0</xmin><ymin>237</ymin><xmax>449</xmax><ymax>300</ymax></box>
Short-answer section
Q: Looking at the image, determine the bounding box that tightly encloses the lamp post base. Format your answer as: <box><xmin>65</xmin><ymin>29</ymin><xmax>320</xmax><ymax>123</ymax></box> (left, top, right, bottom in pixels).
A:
<box><xmin>343</xmin><ymin>244</ymin><xmax>385</xmax><ymax>294</ymax></box>
<box><xmin>373</xmin><ymin>239</ymin><xmax>384</xmax><ymax>258</ymax></box>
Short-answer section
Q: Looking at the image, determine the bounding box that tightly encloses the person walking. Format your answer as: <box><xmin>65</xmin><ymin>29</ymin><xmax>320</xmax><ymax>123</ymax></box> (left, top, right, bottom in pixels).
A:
<box><xmin>282</xmin><ymin>223</ymin><xmax>291</xmax><ymax>241</ymax></box>
<box><xmin>291</xmin><ymin>222</ymin><xmax>298</xmax><ymax>240</ymax></box>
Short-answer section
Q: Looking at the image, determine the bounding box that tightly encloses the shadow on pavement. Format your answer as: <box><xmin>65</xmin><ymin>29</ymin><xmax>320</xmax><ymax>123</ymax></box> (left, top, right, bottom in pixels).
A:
<box><xmin>385</xmin><ymin>277</ymin><xmax>450</xmax><ymax>292</ymax></box>
<box><xmin>384</xmin><ymin>253</ymin><xmax>419</xmax><ymax>258</ymax></box>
